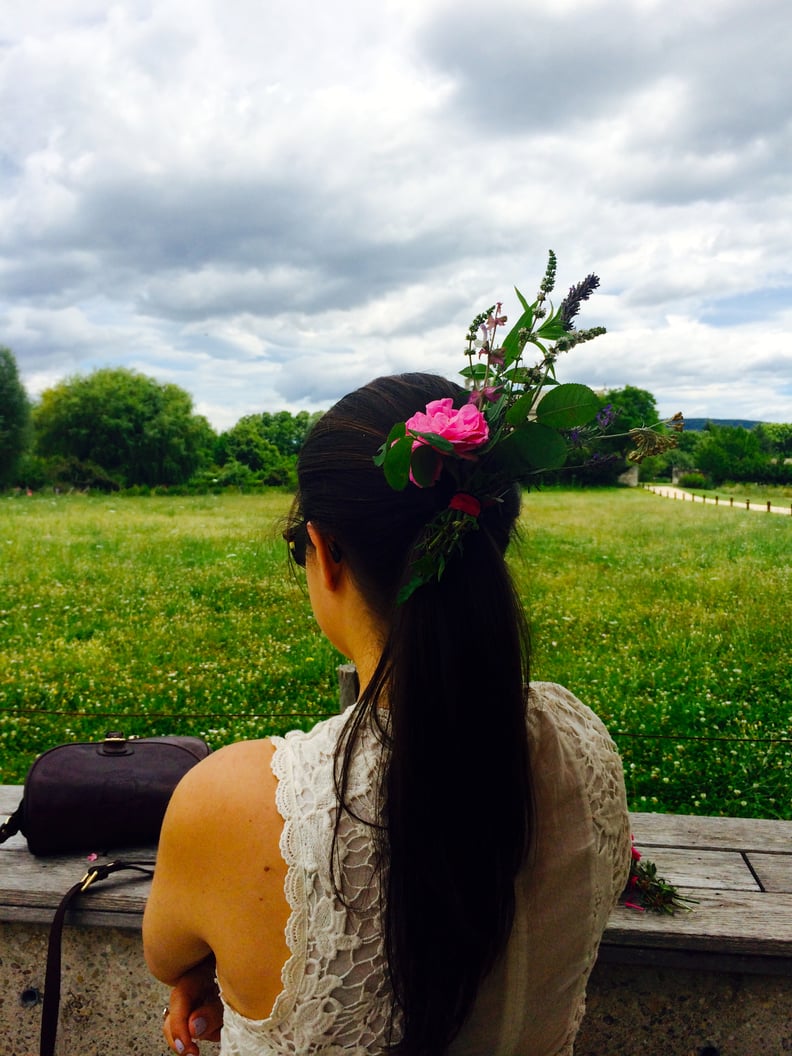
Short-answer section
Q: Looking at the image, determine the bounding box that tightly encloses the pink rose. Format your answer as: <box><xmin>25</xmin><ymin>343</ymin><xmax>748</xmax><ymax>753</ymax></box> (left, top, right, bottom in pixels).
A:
<box><xmin>405</xmin><ymin>398</ymin><xmax>489</xmax><ymax>454</ymax></box>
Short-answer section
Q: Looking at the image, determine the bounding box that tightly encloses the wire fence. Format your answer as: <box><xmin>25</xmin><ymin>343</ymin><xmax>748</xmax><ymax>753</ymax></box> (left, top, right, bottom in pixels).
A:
<box><xmin>2</xmin><ymin>705</ymin><xmax>790</xmax><ymax>747</ymax></box>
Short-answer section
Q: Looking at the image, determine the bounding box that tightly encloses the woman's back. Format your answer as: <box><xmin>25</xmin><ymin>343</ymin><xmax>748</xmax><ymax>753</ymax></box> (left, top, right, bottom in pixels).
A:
<box><xmin>215</xmin><ymin>682</ymin><xmax>629</xmax><ymax>1056</ymax></box>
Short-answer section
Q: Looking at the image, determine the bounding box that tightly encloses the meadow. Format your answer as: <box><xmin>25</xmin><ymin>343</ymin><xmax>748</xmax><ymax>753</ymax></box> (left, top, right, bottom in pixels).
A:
<box><xmin>1</xmin><ymin>488</ymin><xmax>790</xmax><ymax>819</ymax></box>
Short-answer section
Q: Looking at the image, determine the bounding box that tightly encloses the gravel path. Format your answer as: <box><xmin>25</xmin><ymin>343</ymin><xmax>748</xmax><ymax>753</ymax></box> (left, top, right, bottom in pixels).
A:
<box><xmin>645</xmin><ymin>484</ymin><xmax>792</xmax><ymax>517</ymax></box>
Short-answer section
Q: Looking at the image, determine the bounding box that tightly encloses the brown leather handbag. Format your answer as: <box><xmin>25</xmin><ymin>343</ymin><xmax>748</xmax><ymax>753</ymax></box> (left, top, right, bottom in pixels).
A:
<box><xmin>0</xmin><ymin>731</ymin><xmax>210</xmax><ymax>855</ymax></box>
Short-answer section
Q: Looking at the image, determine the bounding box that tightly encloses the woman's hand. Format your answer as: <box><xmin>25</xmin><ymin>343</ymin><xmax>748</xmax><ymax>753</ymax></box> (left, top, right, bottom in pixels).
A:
<box><xmin>163</xmin><ymin>956</ymin><xmax>223</xmax><ymax>1054</ymax></box>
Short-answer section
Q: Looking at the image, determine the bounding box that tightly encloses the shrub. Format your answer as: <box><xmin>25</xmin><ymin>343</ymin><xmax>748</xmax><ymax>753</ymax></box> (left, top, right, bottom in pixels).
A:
<box><xmin>678</xmin><ymin>471</ymin><xmax>709</xmax><ymax>489</ymax></box>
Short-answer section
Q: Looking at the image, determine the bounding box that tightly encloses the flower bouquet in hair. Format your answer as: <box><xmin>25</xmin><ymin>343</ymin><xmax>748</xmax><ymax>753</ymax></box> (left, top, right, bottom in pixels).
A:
<box><xmin>375</xmin><ymin>251</ymin><xmax>683</xmax><ymax>601</ymax></box>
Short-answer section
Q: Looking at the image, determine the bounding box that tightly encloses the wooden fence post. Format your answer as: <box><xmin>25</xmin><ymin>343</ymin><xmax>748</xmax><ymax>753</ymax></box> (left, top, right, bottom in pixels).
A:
<box><xmin>337</xmin><ymin>663</ymin><xmax>359</xmax><ymax>711</ymax></box>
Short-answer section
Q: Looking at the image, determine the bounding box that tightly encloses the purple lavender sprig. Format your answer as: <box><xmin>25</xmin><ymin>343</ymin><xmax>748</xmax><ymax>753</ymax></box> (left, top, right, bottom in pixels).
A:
<box><xmin>559</xmin><ymin>274</ymin><xmax>601</xmax><ymax>331</ymax></box>
<box><xmin>596</xmin><ymin>403</ymin><xmax>615</xmax><ymax>429</ymax></box>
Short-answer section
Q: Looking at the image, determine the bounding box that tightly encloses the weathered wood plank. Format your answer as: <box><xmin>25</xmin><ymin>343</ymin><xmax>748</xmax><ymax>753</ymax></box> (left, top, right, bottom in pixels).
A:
<box><xmin>0</xmin><ymin>844</ymin><xmax>154</xmax><ymax>926</ymax></box>
<box><xmin>1</xmin><ymin>863</ymin><xmax>153</xmax><ymax>908</ymax></box>
<box><xmin>747</xmin><ymin>852</ymin><xmax>792</xmax><ymax>894</ymax></box>
<box><xmin>606</xmin><ymin>891</ymin><xmax>792</xmax><ymax>957</ymax></box>
<box><xmin>2</xmin><ymin>786</ymin><xmax>156</xmax><ymax>925</ymax></box>
<box><xmin>637</xmin><ymin>847</ymin><xmax>760</xmax><ymax>891</ymax></box>
<box><xmin>0</xmin><ymin>846</ymin><xmax>156</xmax><ymax>892</ymax></box>
<box><xmin>630</xmin><ymin>810</ymin><xmax>792</xmax><ymax>853</ymax></box>
<box><xmin>0</xmin><ymin>784</ymin><xmax>22</xmax><ymax>815</ymax></box>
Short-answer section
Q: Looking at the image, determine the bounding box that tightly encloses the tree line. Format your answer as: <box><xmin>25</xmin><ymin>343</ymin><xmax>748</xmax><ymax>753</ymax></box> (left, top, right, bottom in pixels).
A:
<box><xmin>1</xmin><ymin>347</ymin><xmax>790</xmax><ymax>493</ymax></box>
<box><xmin>647</xmin><ymin>419</ymin><xmax>792</xmax><ymax>488</ymax></box>
<box><xmin>0</xmin><ymin>348</ymin><xmax>319</xmax><ymax>492</ymax></box>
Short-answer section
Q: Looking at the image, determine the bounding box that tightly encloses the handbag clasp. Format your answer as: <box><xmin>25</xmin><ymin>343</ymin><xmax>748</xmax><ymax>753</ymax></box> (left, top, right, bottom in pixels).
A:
<box><xmin>98</xmin><ymin>732</ymin><xmax>132</xmax><ymax>756</ymax></box>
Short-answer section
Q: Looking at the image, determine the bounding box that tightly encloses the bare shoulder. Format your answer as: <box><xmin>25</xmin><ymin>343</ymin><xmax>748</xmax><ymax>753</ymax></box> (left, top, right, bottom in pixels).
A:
<box><xmin>164</xmin><ymin>739</ymin><xmax>279</xmax><ymax>848</ymax></box>
<box><xmin>180</xmin><ymin>737</ymin><xmax>275</xmax><ymax>786</ymax></box>
<box><xmin>145</xmin><ymin>738</ymin><xmax>288</xmax><ymax>991</ymax></box>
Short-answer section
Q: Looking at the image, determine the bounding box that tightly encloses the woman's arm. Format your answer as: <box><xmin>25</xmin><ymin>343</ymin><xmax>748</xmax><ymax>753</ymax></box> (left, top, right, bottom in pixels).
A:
<box><xmin>144</xmin><ymin>739</ymin><xmax>290</xmax><ymax>1020</ymax></box>
<box><xmin>143</xmin><ymin>760</ymin><xmax>216</xmax><ymax>984</ymax></box>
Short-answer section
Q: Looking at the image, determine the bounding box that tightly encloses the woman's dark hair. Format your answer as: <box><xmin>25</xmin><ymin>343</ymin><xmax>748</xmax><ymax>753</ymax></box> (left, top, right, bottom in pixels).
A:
<box><xmin>292</xmin><ymin>373</ymin><xmax>532</xmax><ymax>1055</ymax></box>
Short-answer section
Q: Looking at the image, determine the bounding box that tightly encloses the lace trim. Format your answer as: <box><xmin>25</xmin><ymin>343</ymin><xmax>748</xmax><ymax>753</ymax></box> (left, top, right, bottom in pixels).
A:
<box><xmin>268</xmin><ymin>728</ymin><xmax>309</xmax><ymax>1026</ymax></box>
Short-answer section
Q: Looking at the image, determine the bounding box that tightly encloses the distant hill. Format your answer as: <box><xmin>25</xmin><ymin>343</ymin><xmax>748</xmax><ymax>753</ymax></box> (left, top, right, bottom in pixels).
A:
<box><xmin>684</xmin><ymin>418</ymin><xmax>763</xmax><ymax>431</ymax></box>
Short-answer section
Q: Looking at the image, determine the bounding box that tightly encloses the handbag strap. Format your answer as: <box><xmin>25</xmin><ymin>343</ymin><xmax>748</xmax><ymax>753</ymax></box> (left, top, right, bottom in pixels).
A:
<box><xmin>0</xmin><ymin>802</ymin><xmax>23</xmax><ymax>844</ymax></box>
<box><xmin>40</xmin><ymin>859</ymin><xmax>155</xmax><ymax>1056</ymax></box>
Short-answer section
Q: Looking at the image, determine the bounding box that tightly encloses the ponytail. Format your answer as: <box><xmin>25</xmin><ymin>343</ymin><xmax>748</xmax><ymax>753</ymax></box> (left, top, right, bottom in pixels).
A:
<box><xmin>381</xmin><ymin>517</ymin><xmax>531</xmax><ymax>1053</ymax></box>
<box><xmin>296</xmin><ymin>373</ymin><xmax>532</xmax><ymax>1054</ymax></box>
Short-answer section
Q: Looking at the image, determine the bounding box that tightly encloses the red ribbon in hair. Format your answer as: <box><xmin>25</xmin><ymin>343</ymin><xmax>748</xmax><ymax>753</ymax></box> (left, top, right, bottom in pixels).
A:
<box><xmin>448</xmin><ymin>492</ymin><xmax>482</xmax><ymax>517</ymax></box>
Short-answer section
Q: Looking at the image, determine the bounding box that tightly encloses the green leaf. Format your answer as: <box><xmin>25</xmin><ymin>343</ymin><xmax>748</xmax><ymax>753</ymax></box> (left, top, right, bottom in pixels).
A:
<box><xmin>501</xmin><ymin>306</ymin><xmax>535</xmax><ymax>366</ymax></box>
<box><xmin>536</xmin><ymin>314</ymin><xmax>568</xmax><ymax>342</ymax></box>
<box><xmin>377</xmin><ymin>421</ymin><xmax>406</xmax><ymax>456</ymax></box>
<box><xmin>505</xmin><ymin>390</ymin><xmax>535</xmax><ymax>427</ymax></box>
<box><xmin>409</xmin><ymin>430</ymin><xmax>455</xmax><ymax>453</ymax></box>
<box><xmin>410</xmin><ymin>443</ymin><xmax>442</xmax><ymax>487</ymax></box>
<box><xmin>459</xmin><ymin>363</ymin><xmax>488</xmax><ymax>381</ymax></box>
<box><xmin>373</xmin><ymin>420</ymin><xmax>405</xmax><ymax>467</ymax></box>
<box><xmin>483</xmin><ymin>391</ymin><xmax>508</xmax><ymax>423</ymax></box>
<box><xmin>397</xmin><ymin>575</ymin><xmax>424</xmax><ymax>605</ymax></box>
<box><xmin>535</xmin><ymin>383</ymin><xmax>599</xmax><ymax>429</ymax></box>
<box><xmin>514</xmin><ymin>285</ymin><xmax>534</xmax><ymax>316</ymax></box>
<box><xmin>382</xmin><ymin>434</ymin><xmax>413</xmax><ymax>490</ymax></box>
<box><xmin>494</xmin><ymin>422</ymin><xmax>569</xmax><ymax>473</ymax></box>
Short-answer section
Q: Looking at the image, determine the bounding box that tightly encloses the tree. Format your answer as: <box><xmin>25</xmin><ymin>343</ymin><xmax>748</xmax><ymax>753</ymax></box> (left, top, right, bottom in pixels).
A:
<box><xmin>696</xmin><ymin>424</ymin><xmax>767</xmax><ymax>485</ymax></box>
<box><xmin>215</xmin><ymin>409</ymin><xmax>320</xmax><ymax>487</ymax></box>
<box><xmin>607</xmin><ymin>385</ymin><xmax>660</xmax><ymax>436</ymax></box>
<box><xmin>258</xmin><ymin>410</ymin><xmax>316</xmax><ymax>456</ymax></box>
<box><xmin>0</xmin><ymin>347</ymin><xmax>32</xmax><ymax>487</ymax></box>
<box><xmin>33</xmin><ymin>368</ymin><xmax>216</xmax><ymax>488</ymax></box>
<box><xmin>216</xmin><ymin>416</ymin><xmax>283</xmax><ymax>473</ymax></box>
<box><xmin>755</xmin><ymin>422</ymin><xmax>792</xmax><ymax>459</ymax></box>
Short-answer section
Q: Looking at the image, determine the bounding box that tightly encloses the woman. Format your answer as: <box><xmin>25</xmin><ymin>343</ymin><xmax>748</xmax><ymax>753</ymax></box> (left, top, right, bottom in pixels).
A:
<box><xmin>144</xmin><ymin>372</ymin><xmax>631</xmax><ymax>1056</ymax></box>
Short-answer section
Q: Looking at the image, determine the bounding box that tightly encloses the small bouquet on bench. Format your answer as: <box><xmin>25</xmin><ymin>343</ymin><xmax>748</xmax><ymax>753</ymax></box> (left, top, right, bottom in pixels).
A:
<box><xmin>623</xmin><ymin>838</ymin><xmax>697</xmax><ymax>914</ymax></box>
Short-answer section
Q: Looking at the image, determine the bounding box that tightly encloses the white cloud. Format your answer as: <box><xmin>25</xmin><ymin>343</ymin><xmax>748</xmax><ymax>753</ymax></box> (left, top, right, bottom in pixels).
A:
<box><xmin>1</xmin><ymin>0</ymin><xmax>790</xmax><ymax>430</ymax></box>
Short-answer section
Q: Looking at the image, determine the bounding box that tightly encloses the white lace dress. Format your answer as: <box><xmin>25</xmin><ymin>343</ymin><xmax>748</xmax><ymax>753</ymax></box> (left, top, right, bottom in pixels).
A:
<box><xmin>218</xmin><ymin>683</ymin><xmax>631</xmax><ymax>1056</ymax></box>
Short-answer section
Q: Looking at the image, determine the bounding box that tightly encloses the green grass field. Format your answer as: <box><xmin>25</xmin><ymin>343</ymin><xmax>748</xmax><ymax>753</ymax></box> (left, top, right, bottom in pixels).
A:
<box><xmin>1</xmin><ymin>488</ymin><xmax>790</xmax><ymax>819</ymax></box>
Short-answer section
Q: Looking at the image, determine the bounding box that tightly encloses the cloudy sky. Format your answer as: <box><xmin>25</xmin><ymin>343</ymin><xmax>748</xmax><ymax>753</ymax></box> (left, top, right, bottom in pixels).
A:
<box><xmin>2</xmin><ymin>0</ymin><xmax>790</xmax><ymax>431</ymax></box>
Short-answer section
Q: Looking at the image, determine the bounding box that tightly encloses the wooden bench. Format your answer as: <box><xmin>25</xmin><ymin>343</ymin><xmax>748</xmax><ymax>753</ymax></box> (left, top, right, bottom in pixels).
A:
<box><xmin>2</xmin><ymin>784</ymin><xmax>791</xmax><ymax>1055</ymax></box>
